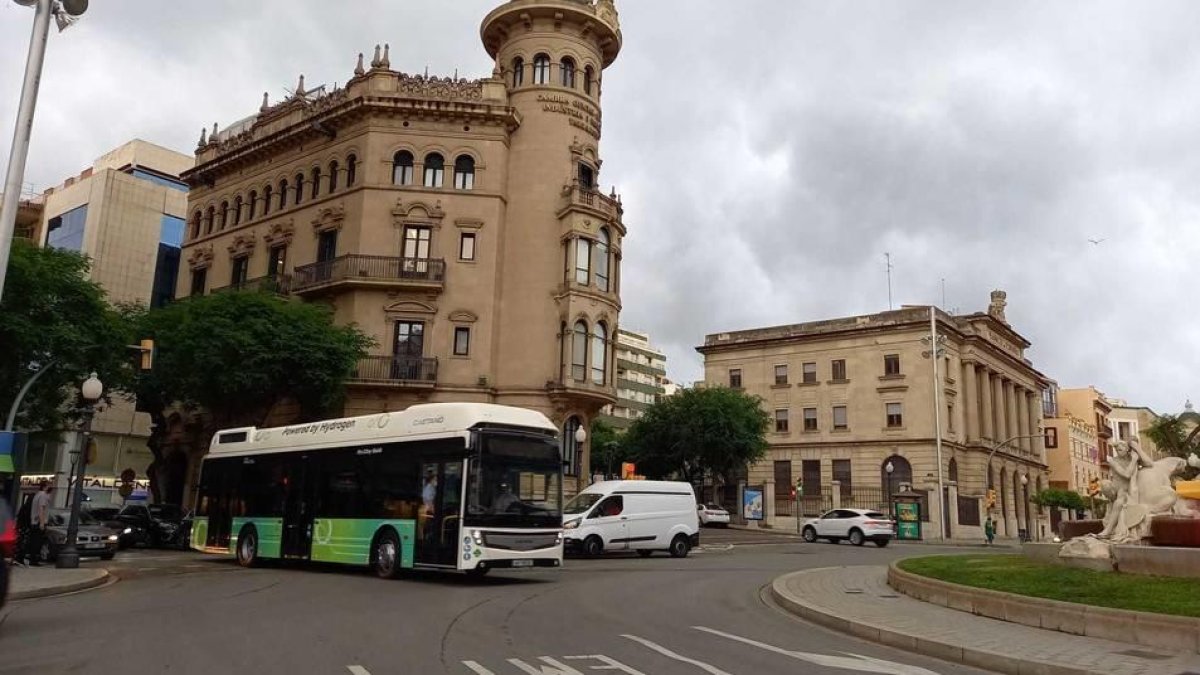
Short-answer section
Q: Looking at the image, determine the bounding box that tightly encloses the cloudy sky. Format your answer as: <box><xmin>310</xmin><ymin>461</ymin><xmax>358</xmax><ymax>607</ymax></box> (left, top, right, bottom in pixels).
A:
<box><xmin>2</xmin><ymin>1</ymin><xmax>1197</xmax><ymax>414</ymax></box>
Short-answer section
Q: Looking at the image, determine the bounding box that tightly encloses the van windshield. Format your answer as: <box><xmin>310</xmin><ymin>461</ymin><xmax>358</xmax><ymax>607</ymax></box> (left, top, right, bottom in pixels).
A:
<box><xmin>563</xmin><ymin>493</ymin><xmax>602</xmax><ymax>516</ymax></box>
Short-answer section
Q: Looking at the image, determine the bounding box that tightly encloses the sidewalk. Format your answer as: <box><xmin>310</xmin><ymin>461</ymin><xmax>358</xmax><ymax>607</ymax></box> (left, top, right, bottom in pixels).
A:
<box><xmin>771</xmin><ymin>565</ymin><xmax>1200</xmax><ymax>675</ymax></box>
<box><xmin>7</xmin><ymin>563</ymin><xmax>110</xmax><ymax>600</ymax></box>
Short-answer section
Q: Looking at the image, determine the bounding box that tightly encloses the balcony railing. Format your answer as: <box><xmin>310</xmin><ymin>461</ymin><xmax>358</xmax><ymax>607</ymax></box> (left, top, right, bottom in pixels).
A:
<box><xmin>212</xmin><ymin>274</ymin><xmax>292</xmax><ymax>295</ymax></box>
<box><xmin>563</xmin><ymin>183</ymin><xmax>623</xmax><ymax>219</ymax></box>
<box><xmin>292</xmin><ymin>255</ymin><xmax>446</xmax><ymax>294</ymax></box>
<box><xmin>348</xmin><ymin>356</ymin><xmax>438</xmax><ymax>386</ymax></box>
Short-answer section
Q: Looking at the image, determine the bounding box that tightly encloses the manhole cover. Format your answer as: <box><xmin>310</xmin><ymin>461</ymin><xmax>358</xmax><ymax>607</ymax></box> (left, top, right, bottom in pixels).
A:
<box><xmin>1113</xmin><ymin>650</ymin><xmax>1172</xmax><ymax>661</ymax></box>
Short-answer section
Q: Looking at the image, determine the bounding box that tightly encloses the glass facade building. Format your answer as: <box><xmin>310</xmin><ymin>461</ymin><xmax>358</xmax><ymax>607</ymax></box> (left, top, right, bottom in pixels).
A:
<box><xmin>44</xmin><ymin>204</ymin><xmax>88</xmax><ymax>251</ymax></box>
<box><xmin>153</xmin><ymin>214</ymin><xmax>186</xmax><ymax>308</ymax></box>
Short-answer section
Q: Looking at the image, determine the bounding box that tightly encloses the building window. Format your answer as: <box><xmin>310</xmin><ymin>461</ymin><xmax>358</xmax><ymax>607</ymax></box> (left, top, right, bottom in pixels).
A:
<box><xmin>423</xmin><ymin>153</ymin><xmax>444</xmax><ymax>187</ymax></box>
<box><xmin>328</xmin><ymin>161</ymin><xmax>339</xmax><ymax>193</ymax></box>
<box><xmin>802</xmin><ymin>362</ymin><xmax>817</xmax><ymax>384</ymax></box>
<box><xmin>189</xmin><ymin>211</ymin><xmax>201</xmax><ymax>241</ymax></box>
<box><xmin>294</xmin><ymin>173</ymin><xmax>304</xmax><ymax>205</ymax></box>
<box><xmin>1045</xmin><ymin>427</ymin><xmax>1058</xmax><ymax>449</ymax></box>
<box><xmin>453</xmin><ymin>327</ymin><xmax>471</xmax><ymax>356</ymax></box>
<box><xmin>886</xmin><ymin>402</ymin><xmax>903</xmax><ymax>428</ymax></box>
<box><xmin>267</xmin><ymin>245</ymin><xmax>287</xmax><ymax>278</ymax></box>
<box><xmin>803</xmin><ymin>407</ymin><xmax>818</xmax><ymax>431</ymax></box>
<box><xmin>729</xmin><ymin>368</ymin><xmax>742</xmax><ymax>388</ymax></box>
<box><xmin>512</xmin><ymin>56</ymin><xmax>524</xmax><ymax>87</ymax></box>
<box><xmin>219</xmin><ymin>201</ymin><xmax>229</xmax><ymax>230</ymax></box>
<box><xmin>459</xmin><ymin>232</ymin><xmax>477</xmax><ymax>261</ymax></box>
<box><xmin>574</xmin><ymin>237</ymin><xmax>591</xmax><ymax>284</ymax></box>
<box><xmin>578</xmin><ymin>163</ymin><xmax>595</xmax><ymax>190</ymax></box>
<box><xmin>884</xmin><ymin>354</ymin><xmax>901</xmax><ymax>376</ymax></box>
<box><xmin>533</xmin><ymin>53</ymin><xmax>550</xmax><ymax>84</ymax></box>
<box><xmin>393</xmin><ymin>151</ymin><xmax>414</xmax><ymax>185</ymax></box>
<box><xmin>572</xmin><ymin>321</ymin><xmax>588</xmax><ymax>382</ymax></box>
<box><xmin>584</xmin><ymin>65</ymin><xmax>595</xmax><ymax>95</ymax></box>
<box><xmin>832</xmin><ymin>405</ymin><xmax>848</xmax><ymax>430</ymax></box>
<box><xmin>595</xmin><ymin>228</ymin><xmax>610</xmax><ymax>291</ymax></box>
<box><xmin>561</xmin><ymin>57</ymin><xmax>576</xmax><ymax>88</ymax></box>
<box><xmin>231</xmin><ymin>257</ymin><xmax>249</xmax><ymax>287</ymax></box>
<box><xmin>774</xmin><ymin>364</ymin><xmax>788</xmax><ymax>385</ymax></box>
<box><xmin>311</xmin><ymin>168</ymin><xmax>321</xmax><ymax>199</ymax></box>
<box><xmin>247</xmin><ymin>191</ymin><xmax>258</xmax><ymax>220</ymax></box>
<box><xmin>453</xmin><ymin>155</ymin><xmax>475</xmax><ymax>190</ymax></box>
<box><xmin>263</xmin><ymin>186</ymin><xmax>273</xmax><ymax>216</ymax></box>
<box><xmin>833</xmin><ymin>459</ymin><xmax>852</xmax><ymax>493</ymax></box>
<box><xmin>152</xmin><ymin>214</ymin><xmax>184</xmax><ymax>308</ymax></box>
<box><xmin>346</xmin><ymin>154</ymin><xmax>358</xmax><ymax>187</ymax></box>
<box><xmin>774</xmin><ymin>409</ymin><xmax>789</xmax><ymax>433</ymax></box>
<box><xmin>1117</xmin><ymin>421</ymin><xmax>1131</xmax><ymax>440</ymax></box>
<box><xmin>232</xmin><ymin>197</ymin><xmax>243</xmax><ymax>226</ymax></box>
<box><xmin>831</xmin><ymin>359</ymin><xmax>847</xmax><ymax>381</ymax></box>
<box><xmin>947</xmin><ymin>403</ymin><xmax>955</xmax><ymax>432</ymax></box>
<box><xmin>592</xmin><ymin>322</ymin><xmax>608</xmax><ymax>385</ymax></box>
<box><xmin>403</xmin><ymin>226</ymin><xmax>432</xmax><ymax>261</ymax></box>
<box><xmin>278</xmin><ymin>180</ymin><xmax>288</xmax><ymax>210</ymax></box>
<box><xmin>203</xmin><ymin>206</ymin><xmax>215</xmax><ymax>235</ymax></box>
<box><xmin>190</xmin><ymin>268</ymin><xmax>207</xmax><ymax>296</ymax></box>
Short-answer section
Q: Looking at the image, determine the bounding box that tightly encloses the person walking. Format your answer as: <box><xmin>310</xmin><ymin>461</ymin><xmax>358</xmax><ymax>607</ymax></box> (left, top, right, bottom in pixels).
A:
<box><xmin>984</xmin><ymin>515</ymin><xmax>996</xmax><ymax>546</ymax></box>
<box><xmin>27</xmin><ymin>481</ymin><xmax>53</xmax><ymax>566</ymax></box>
<box><xmin>11</xmin><ymin>493</ymin><xmax>32</xmax><ymax>566</ymax></box>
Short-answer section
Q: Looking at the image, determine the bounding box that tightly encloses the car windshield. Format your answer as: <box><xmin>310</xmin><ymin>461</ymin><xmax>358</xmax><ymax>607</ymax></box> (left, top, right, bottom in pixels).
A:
<box><xmin>864</xmin><ymin>512</ymin><xmax>888</xmax><ymax>519</ymax></box>
<box><xmin>564</xmin><ymin>493</ymin><xmax>603</xmax><ymax>516</ymax></box>
<box><xmin>116</xmin><ymin>505</ymin><xmax>146</xmax><ymax>518</ymax></box>
<box><xmin>464</xmin><ymin>431</ymin><xmax>562</xmax><ymax>528</ymax></box>
<box><xmin>149</xmin><ymin>504</ymin><xmax>182</xmax><ymax>521</ymax></box>
<box><xmin>49</xmin><ymin>509</ymin><xmax>99</xmax><ymax>526</ymax></box>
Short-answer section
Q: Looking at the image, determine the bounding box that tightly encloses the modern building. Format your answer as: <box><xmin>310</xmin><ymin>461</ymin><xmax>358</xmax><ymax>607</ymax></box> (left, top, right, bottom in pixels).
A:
<box><xmin>698</xmin><ymin>291</ymin><xmax>1053</xmax><ymax>541</ymax></box>
<box><xmin>598</xmin><ymin>328</ymin><xmax>668</xmax><ymax>429</ymax></box>
<box><xmin>176</xmin><ymin>0</ymin><xmax>625</xmax><ymax>500</ymax></box>
<box><xmin>20</xmin><ymin>139</ymin><xmax>192</xmax><ymax>506</ymax></box>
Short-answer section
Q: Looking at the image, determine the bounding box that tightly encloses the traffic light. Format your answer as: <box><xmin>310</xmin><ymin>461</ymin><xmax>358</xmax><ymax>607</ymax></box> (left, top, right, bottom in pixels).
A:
<box><xmin>139</xmin><ymin>339</ymin><xmax>155</xmax><ymax>370</ymax></box>
<box><xmin>986</xmin><ymin>489</ymin><xmax>997</xmax><ymax>509</ymax></box>
<box><xmin>795</xmin><ymin>479</ymin><xmax>804</xmax><ymax>497</ymax></box>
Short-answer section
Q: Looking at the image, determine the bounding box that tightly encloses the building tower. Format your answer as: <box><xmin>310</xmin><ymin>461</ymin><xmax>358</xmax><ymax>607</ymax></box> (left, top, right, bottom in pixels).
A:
<box><xmin>482</xmin><ymin>0</ymin><xmax>625</xmax><ymax>480</ymax></box>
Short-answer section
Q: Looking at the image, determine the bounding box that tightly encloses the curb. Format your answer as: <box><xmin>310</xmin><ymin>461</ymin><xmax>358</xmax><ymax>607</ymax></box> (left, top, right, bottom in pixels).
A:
<box><xmin>10</xmin><ymin>569</ymin><xmax>111</xmax><ymax>601</ymax></box>
<box><xmin>769</xmin><ymin>567</ymin><xmax>1095</xmax><ymax>675</ymax></box>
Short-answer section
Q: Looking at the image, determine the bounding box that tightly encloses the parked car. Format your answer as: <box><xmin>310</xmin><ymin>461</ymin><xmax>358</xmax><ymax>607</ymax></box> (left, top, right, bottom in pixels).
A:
<box><xmin>697</xmin><ymin>503</ymin><xmax>730</xmax><ymax>527</ymax></box>
<box><xmin>39</xmin><ymin>508</ymin><xmax>120</xmax><ymax>561</ymax></box>
<box><xmin>105</xmin><ymin>503</ymin><xmax>186</xmax><ymax>549</ymax></box>
<box><xmin>563</xmin><ymin>480</ymin><xmax>700</xmax><ymax>558</ymax></box>
<box><xmin>84</xmin><ymin>506</ymin><xmax>120</xmax><ymax>522</ymax></box>
<box><xmin>801</xmin><ymin>508</ymin><xmax>894</xmax><ymax>547</ymax></box>
<box><xmin>0</xmin><ymin>501</ymin><xmax>13</xmax><ymax>609</ymax></box>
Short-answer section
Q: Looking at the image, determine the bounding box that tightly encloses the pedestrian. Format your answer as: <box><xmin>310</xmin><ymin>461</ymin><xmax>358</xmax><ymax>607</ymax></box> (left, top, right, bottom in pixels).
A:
<box><xmin>11</xmin><ymin>493</ymin><xmax>32</xmax><ymax>566</ymax></box>
<box><xmin>984</xmin><ymin>515</ymin><xmax>995</xmax><ymax>546</ymax></box>
<box><xmin>27</xmin><ymin>481</ymin><xmax>54</xmax><ymax>566</ymax></box>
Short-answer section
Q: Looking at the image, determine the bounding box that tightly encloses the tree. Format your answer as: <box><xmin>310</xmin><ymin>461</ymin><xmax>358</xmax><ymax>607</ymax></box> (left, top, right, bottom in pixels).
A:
<box><xmin>1145</xmin><ymin>414</ymin><xmax>1200</xmax><ymax>480</ymax></box>
<box><xmin>0</xmin><ymin>240</ymin><xmax>132</xmax><ymax>431</ymax></box>
<box><xmin>1032</xmin><ymin>488</ymin><xmax>1087</xmax><ymax>513</ymax></box>
<box><xmin>590</xmin><ymin>419</ymin><xmax>627</xmax><ymax>478</ymax></box>
<box><xmin>129</xmin><ymin>290</ymin><xmax>373</xmax><ymax>504</ymax></box>
<box><xmin>621</xmin><ymin>387</ymin><xmax>770</xmax><ymax>485</ymax></box>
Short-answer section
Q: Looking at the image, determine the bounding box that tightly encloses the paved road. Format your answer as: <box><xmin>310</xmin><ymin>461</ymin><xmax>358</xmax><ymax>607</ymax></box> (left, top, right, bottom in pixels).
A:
<box><xmin>0</xmin><ymin>534</ymin><xmax>991</xmax><ymax>675</ymax></box>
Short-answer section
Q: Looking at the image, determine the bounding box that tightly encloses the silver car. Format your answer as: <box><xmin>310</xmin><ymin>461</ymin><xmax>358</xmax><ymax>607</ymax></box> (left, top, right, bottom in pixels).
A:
<box><xmin>39</xmin><ymin>508</ymin><xmax>120</xmax><ymax>561</ymax></box>
<box><xmin>801</xmin><ymin>508</ymin><xmax>894</xmax><ymax>547</ymax></box>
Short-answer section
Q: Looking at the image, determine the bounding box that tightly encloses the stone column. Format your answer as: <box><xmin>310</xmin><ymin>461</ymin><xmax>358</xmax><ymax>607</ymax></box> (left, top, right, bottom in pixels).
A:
<box><xmin>947</xmin><ymin>481</ymin><xmax>961</xmax><ymax>540</ymax></box>
<box><xmin>830</xmin><ymin>480</ymin><xmax>842</xmax><ymax>509</ymax></box>
<box><xmin>763</xmin><ymin>481</ymin><xmax>776</xmax><ymax>529</ymax></box>
<box><xmin>1005</xmin><ymin>380</ymin><xmax>1019</xmax><ymax>446</ymax></box>
<box><xmin>980</xmin><ymin>367</ymin><xmax>994</xmax><ymax>440</ymax></box>
<box><xmin>963</xmin><ymin>363</ymin><xmax>979</xmax><ymax>442</ymax></box>
<box><xmin>1017</xmin><ymin>387</ymin><xmax>1030</xmax><ymax>453</ymax></box>
<box><xmin>1028</xmin><ymin>392</ymin><xmax>1043</xmax><ymax>461</ymax></box>
<box><xmin>993</xmin><ymin>375</ymin><xmax>1006</xmax><ymax>443</ymax></box>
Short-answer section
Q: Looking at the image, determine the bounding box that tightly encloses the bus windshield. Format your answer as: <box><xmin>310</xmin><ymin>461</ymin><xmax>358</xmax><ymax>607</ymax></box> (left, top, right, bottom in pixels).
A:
<box><xmin>466</xmin><ymin>431</ymin><xmax>562</xmax><ymax>528</ymax></box>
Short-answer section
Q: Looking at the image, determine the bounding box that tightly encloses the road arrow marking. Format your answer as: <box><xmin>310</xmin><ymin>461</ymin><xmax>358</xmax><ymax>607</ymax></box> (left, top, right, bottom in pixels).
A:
<box><xmin>692</xmin><ymin>626</ymin><xmax>942</xmax><ymax>675</ymax></box>
<box><xmin>621</xmin><ymin>634</ymin><xmax>734</xmax><ymax>675</ymax></box>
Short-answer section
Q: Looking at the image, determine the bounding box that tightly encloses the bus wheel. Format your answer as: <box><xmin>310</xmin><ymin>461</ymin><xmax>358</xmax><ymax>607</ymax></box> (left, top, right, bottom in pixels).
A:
<box><xmin>372</xmin><ymin>529</ymin><xmax>403</xmax><ymax>580</ymax></box>
<box><xmin>236</xmin><ymin>527</ymin><xmax>259</xmax><ymax>567</ymax></box>
<box><xmin>669</xmin><ymin>534</ymin><xmax>690</xmax><ymax>558</ymax></box>
<box><xmin>582</xmin><ymin>536</ymin><xmax>603</xmax><ymax>558</ymax></box>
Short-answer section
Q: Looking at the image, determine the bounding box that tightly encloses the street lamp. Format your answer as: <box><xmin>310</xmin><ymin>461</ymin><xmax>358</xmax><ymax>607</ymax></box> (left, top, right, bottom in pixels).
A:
<box><xmin>885</xmin><ymin>461</ymin><xmax>895</xmax><ymax>517</ymax></box>
<box><xmin>0</xmin><ymin>0</ymin><xmax>89</xmax><ymax>301</ymax></box>
<box><xmin>56</xmin><ymin>372</ymin><xmax>101</xmax><ymax>569</ymax></box>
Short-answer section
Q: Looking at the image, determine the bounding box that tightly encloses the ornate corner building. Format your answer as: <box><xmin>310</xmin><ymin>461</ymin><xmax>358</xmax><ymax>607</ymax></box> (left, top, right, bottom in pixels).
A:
<box><xmin>177</xmin><ymin>0</ymin><xmax>625</xmax><ymax>491</ymax></box>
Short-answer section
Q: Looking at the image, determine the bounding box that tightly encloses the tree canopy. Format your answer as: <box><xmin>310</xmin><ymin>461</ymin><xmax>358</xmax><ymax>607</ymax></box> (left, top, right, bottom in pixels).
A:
<box><xmin>1145</xmin><ymin>414</ymin><xmax>1200</xmax><ymax>480</ymax></box>
<box><xmin>589</xmin><ymin>418</ymin><xmax>629</xmax><ymax>478</ymax></box>
<box><xmin>1032</xmin><ymin>487</ymin><xmax>1087</xmax><ymax>513</ymax></box>
<box><xmin>0</xmin><ymin>240</ymin><xmax>131</xmax><ymax>431</ymax></box>
<box><xmin>621</xmin><ymin>387</ymin><xmax>770</xmax><ymax>484</ymax></box>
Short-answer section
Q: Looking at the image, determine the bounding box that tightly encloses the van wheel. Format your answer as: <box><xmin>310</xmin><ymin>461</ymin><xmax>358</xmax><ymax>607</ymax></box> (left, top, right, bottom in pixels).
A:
<box><xmin>236</xmin><ymin>526</ymin><xmax>259</xmax><ymax>567</ymax></box>
<box><xmin>669</xmin><ymin>535</ymin><xmax>690</xmax><ymax>558</ymax></box>
<box><xmin>849</xmin><ymin>529</ymin><xmax>865</xmax><ymax>546</ymax></box>
<box><xmin>637</xmin><ymin>550</ymin><xmax>653</xmax><ymax>558</ymax></box>
<box><xmin>372</xmin><ymin>529</ymin><xmax>403</xmax><ymax>579</ymax></box>
<box><xmin>802</xmin><ymin>527</ymin><xmax>818</xmax><ymax>543</ymax></box>
<box><xmin>582</xmin><ymin>535</ymin><xmax>603</xmax><ymax>558</ymax></box>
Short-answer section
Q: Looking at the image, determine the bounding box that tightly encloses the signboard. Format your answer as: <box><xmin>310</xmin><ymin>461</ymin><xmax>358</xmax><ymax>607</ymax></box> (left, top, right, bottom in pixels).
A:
<box><xmin>894</xmin><ymin>502</ymin><xmax>921</xmax><ymax>540</ymax></box>
<box><xmin>743</xmin><ymin>486</ymin><xmax>764</xmax><ymax>521</ymax></box>
<box><xmin>0</xmin><ymin>431</ymin><xmax>16</xmax><ymax>474</ymax></box>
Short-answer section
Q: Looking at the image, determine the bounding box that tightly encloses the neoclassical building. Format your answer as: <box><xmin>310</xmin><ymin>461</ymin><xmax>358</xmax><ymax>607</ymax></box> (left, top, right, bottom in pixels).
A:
<box><xmin>698</xmin><ymin>292</ymin><xmax>1053</xmax><ymax>541</ymax></box>
<box><xmin>177</xmin><ymin>0</ymin><xmax>625</xmax><ymax>492</ymax></box>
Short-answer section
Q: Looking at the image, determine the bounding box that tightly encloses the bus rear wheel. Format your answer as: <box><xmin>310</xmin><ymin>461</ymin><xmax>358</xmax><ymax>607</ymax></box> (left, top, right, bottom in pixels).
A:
<box><xmin>236</xmin><ymin>527</ymin><xmax>259</xmax><ymax>567</ymax></box>
<box><xmin>372</xmin><ymin>529</ymin><xmax>403</xmax><ymax>580</ymax></box>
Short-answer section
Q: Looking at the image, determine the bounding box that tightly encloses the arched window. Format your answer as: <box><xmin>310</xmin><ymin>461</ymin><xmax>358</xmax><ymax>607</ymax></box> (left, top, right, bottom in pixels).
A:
<box><xmin>248</xmin><ymin>190</ymin><xmax>258</xmax><ymax>220</ymax></box>
<box><xmin>453</xmin><ymin>155</ymin><xmax>475</xmax><ymax>190</ymax></box>
<box><xmin>263</xmin><ymin>186</ymin><xmax>273</xmax><ymax>216</ymax></box>
<box><xmin>533</xmin><ymin>53</ymin><xmax>550</xmax><ymax>85</ymax></box>
<box><xmin>592</xmin><ymin>322</ymin><xmax>607</xmax><ymax>385</ymax></box>
<box><xmin>328</xmin><ymin>161</ymin><xmax>339</xmax><ymax>193</ymax></box>
<box><xmin>294</xmin><ymin>172</ymin><xmax>305</xmax><ymax>205</ymax></box>
<box><xmin>578</xmin><ymin>163</ymin><xmax>595</xmax><ymax>190</ymax></box>
<box><xmin>563</xmin><ymin>415</ymin><xmax>582</xmax><ymax>476</ymax></box>
<box><xmin>346</xmin><ymin>154</ymin><xmax>358</xmax><ymax>187</ymax></box>
<box><xmin>232</xmin><ymin>196</ymin><xmax>243</xmax><ymax>227</ymax></box>
<box><xmin>574</xmin><ymin>237</ymin><xmax>591</xmax><ymax>284</ymax></box>
<box><xmin>423</xmin><ymin>153</ymin><xmax>444</xmax><ymax>187</ymax></box>
<box><xmin>948</xmin><ymin>457</ymin><xmax>959</xmax><ymax>483</ymax></box>
<box><xmin>219</xmin><ymin>201</ymin><xmax>229</xmax><ymax>230</ymax></box>
<box><xmin>512</xmin><ymin>56</ymin><xmax>524</xmax><ymax>87</ymax></box>
<box><xmin>205</xmin><ymin>206</ymin><xmax>215</xmax><ymax>234</ymax></box>
<box><xmin>311</xmin><ymin>167</ymin><xmax>321</xmax><ymax>199</ymax></box>
<box><xmin>584</xmin><ymin>66</ymin><xmax>595</xmax><ymax>95</ymax></box>
<box><xmin>561</xmin><ymin>57</ymin><xmax>576</xmax><ymax>88</ymax></box>
<box><xmin>881</xmin><ymin>455</ymin><xmax>912</xmax><ymax>496</ymax></box>
<box><xmin>572</xmin><ymin>320</ymin><xmax>588</xmax><ymax>381</ymax></box>
<box><xmin>278</xmin><ymin>179</ymin><xmax>288</xmax><ymax>210</ymax></box>
<box><xmin>393</xmin><ymin>151</ymin><xmax>414</xmax><ymax>185</ymax></box>
<box><xmin>190</xmin><ymin>211</ymin><xmax>201</xmax><ymax>240</ymax></box>
<box><xmin>595</xmin><ymin>228</ymin><xmax>611</xmax><ymax>291</ymax></box>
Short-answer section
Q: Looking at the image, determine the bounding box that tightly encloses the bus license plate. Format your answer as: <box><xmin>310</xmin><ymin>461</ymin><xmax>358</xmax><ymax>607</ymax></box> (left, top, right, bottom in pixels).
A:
<box><xmin>511</xmin><ymin>559</ymin><xmax>533</xmax><ymax>568</ymax></box>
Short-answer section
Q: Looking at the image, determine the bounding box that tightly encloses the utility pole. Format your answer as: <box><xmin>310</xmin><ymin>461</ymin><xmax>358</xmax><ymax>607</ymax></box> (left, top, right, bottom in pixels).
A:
<box><xmin>885</xmin><ymin>253</ymin><xmax>893</xmax><ymax>310</ymax></box>
<box><xmin>923</xmin><ymin>306</ymin><xmax>946</xmax><ymax>541</ymax></box>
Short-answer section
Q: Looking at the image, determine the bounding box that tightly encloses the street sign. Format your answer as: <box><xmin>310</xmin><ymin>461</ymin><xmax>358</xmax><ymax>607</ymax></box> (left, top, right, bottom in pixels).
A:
<box><xmin>894</xmin><ymin>502</ymin><xmax>921</xmax><ymax>540</ymax></box>
<box><xmin>743</xmin><ymin>486</ymin><xmax>763</xmax><ymax>521</ymax></box>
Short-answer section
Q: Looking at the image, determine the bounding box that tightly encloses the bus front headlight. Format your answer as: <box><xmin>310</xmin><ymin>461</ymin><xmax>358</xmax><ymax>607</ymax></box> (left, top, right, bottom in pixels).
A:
<box><xmin>471</xmin><ymin>529</ymin><xmax>484</xmax><ymax>546</ymax></box>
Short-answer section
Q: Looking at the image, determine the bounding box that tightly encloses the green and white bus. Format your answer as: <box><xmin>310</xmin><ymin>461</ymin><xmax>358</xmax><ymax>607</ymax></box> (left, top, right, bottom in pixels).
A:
<box><xmin>190</xmin><ymin>403</ymin><xmax>564</xmax><ymax>577</ymax></box>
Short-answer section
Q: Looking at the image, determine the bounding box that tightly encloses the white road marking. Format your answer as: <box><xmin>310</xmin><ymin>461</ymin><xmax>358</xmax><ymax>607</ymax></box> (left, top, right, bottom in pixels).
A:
<box><xmin>620</xmin><ymin>634</ymin><xmax>734</xmax><ymax>675</ymax></box>
<box><xmin>508</xmin><ymin>657</ymin><xmax>584</xmax><ymax>674</ymax></box>
<box><xmin>462</xmin><ymin>662</ymin><xmax>496</xmax><ymax>675</ymax></box>
<box><xmin>346</xmin><ymin>667</ymin><xmax>372</xmax><ymax>675</ymax></box>
<box><xmin>692</xmin><ymin>626</ymin><xmax>941</xmax><ymax>675</ymax></box>
<box><xmin>563</xmin><ymin>655</ymin><xmax>648</xmax><ymax>674</ymax></box>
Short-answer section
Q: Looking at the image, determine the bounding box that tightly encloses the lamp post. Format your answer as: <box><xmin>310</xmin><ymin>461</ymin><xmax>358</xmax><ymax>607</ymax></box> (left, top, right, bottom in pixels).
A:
<box><xmin>1020</xmin><ymin>473</ymin><xmax>1030</xmax><ymax>542</ymax></box>
<box><xmin>0</xmin><ymin>0</ymin><xmax>89</xmax><ymax>301</ymax></box>
<box><xmin>56</xmin><ymin>372</ymin><xmax>101</xmax><ymax>569</ymax></box>
<box><xmin>572</xmin><ymin>422</ymin><xmax>587</xmax><ymax>481</ymax></box>
<box><xmin>885</xmin><ymin>460</ymin><xmax>895</xmax><ymax>518</ymax></box>
<box><xmin>921</xmin><ymin>306</ymin><xmax>947</xmax><ymax>540</ymax></box>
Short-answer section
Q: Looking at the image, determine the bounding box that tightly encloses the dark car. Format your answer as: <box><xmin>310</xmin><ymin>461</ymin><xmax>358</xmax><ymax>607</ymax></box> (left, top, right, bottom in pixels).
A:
<box><xmin>85</xmin><ymin>506</ymin><xmax>120</xmax><ymax>522</ymax></box>
<box><xmin>106</xmin><ymin>503</ymin><xmax>186</xmax><ymax>549</ymax></box>
<box><xmin>39</xmin><ymin>509</ymin><xmax>120</xmax><ymax>561</ymax></box>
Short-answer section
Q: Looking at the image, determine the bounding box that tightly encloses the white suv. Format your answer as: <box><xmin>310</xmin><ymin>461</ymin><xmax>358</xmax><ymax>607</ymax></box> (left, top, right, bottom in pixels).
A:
<box><xmin>801</xmin><ymin>508</ymin><xmax>894</xmax><ymax>547</ymax></box>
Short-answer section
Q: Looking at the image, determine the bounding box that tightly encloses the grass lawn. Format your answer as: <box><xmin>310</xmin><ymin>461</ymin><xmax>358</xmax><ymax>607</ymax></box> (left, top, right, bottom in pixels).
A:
<box><xmin>898</xmin><ymin>554</ymin><xmax>1200</xmax><ymax>618</ymax></box>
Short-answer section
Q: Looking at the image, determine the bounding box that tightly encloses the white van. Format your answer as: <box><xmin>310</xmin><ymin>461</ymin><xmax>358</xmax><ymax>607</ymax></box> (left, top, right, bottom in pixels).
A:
<box><xmin>562</xmin><ymin>480</ymin><xmax>700</xmax><ymax>558</ymax></box>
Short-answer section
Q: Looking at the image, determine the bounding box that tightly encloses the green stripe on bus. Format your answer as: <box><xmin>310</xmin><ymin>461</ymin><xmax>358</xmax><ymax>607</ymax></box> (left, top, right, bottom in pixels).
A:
<box><xmin>310</xmin><ymin>519</ymin><xmax>416</xmax><ymax>567</ymax></box>
<box><xmin>190</xmin><ymin>516</ymin><xmax>210</xmax><ymax>552</ymax></box>
<box><xmin>230</xmin><ymin>517</ymin><xmax>284</xmax><ymax>558</ymax></box>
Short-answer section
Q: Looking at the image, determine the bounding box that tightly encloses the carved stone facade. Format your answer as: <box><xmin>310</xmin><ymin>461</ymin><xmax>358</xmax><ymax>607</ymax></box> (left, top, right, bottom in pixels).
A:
<box><xmin>177</xmin><ymin>0</ymin><xmax>625</xmax><ymax>494</ymax></box>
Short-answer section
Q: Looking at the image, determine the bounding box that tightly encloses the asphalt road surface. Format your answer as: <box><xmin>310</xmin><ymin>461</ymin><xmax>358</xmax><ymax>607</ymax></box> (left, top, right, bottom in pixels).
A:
<box><xmin>0</xmin><ymin>531</ymin><xmax>992</xmax><ymax>675</ymax></box>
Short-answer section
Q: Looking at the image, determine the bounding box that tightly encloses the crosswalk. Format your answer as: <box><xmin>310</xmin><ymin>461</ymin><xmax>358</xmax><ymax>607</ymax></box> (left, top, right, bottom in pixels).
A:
<box><xmin>347</xmin><ymin>626</ymin><xmax>943</xmax><ymax>675</ymax></box>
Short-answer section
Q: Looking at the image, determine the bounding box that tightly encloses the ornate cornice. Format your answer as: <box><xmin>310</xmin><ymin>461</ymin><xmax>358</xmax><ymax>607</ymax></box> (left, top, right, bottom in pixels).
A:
<box><xmin>312</xmin><ymin>204</ymin><xmax>346</xmax><ymax>233</ymax></box>
<box><xmin>187</xmin><ymin>245</ymin><xmax>214</xmax><ymax>270</ymax></box>
<box><xmin>393</xmin><ymin>198</ymin><xmax>445</xmax><ymax>225</ymax></box>
<box><xmin>263</xmin><ymin>219</ymin><xmax>295</xmax><ymax>247</ymax></box>
<box><xmin>448</xmin><ymin>310</ymin><xmax>479</xmax><ymax>323</ymax></box>
<box><xmin>227</xmin><ymin>232</ymin><xmax>258</xmax><ymax>258</ymax></box>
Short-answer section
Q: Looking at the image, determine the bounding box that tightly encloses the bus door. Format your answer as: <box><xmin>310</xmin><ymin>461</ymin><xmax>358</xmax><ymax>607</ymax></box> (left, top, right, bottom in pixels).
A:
<box><xmin>281</xmin><ymin>455</ymin><xmax>313</xmax><ymax>559</ymax></box>
<box><xmin>416</xmin><ymin>460</ymin><xmax>463</xmax><ymax>566</ymax></box>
